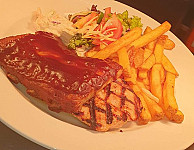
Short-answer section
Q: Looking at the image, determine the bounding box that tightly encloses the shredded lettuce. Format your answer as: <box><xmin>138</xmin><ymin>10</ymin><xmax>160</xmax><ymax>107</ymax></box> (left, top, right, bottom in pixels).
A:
<box><xmin>68</xmin><ymin>33</ymin><xmax>93</xmax><ymax>50</ymax></box>
<box><xmin>117</xmin><ymin>10</ymin><xmax>143</xmax><ymax>33</ymax></box>
<box><xmin>128</xmin><ymin>16</ymin><xmax>143</xmax><ymax>29</ymax></box>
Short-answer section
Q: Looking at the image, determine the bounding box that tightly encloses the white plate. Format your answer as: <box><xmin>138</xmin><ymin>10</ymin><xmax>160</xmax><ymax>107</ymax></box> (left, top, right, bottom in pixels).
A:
<box><xmin>0</xmin><ymin>0</ymin><xmax>194</xmax><ymax>150</ymax></box>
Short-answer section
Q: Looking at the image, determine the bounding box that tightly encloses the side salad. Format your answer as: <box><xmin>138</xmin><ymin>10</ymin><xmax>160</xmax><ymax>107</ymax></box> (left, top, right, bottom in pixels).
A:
<box><xmin>68</xmin><ymin>5</ymin><xmax>143</xmax><ymax>50</ymax></box>
<box><xmin>32</xmin><ymin>5</ymin><xmax>143</xmax><ymax>52</ymax></box>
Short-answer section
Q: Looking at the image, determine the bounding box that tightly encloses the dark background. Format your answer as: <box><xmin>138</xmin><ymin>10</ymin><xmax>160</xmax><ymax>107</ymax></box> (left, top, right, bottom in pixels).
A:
<box><xmin>0</xmin><ymin>0</ymin><xmax>193</xmax><ymax>150</ymax></box>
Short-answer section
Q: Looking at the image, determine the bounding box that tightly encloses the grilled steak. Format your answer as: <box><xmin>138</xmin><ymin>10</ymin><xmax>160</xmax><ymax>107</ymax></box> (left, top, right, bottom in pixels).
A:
<box><xmin>74</xmin><ymin>78</ymin><xmax>141</xmax><ymax>131</ymax></box>
<box><xmin>0</xmin><ymin>31</ymin><xmax>122</xmax><ymax>113</ymax></box>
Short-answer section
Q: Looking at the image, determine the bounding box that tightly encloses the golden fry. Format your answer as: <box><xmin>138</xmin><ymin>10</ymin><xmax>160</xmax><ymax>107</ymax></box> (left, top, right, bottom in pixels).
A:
<box><xmin>136</xmin><ymin>79</ymin><xmax>146</xmax><ymax>89</ymax></box>
<box><xmin>165</xmin><ymin>109</ymin><xmax>184</xmax><ymax>123</ymax></box>
<box><xmin>142</xmin><ymin>93</ymin><xmax>164</xmax><ymax>121</ymax></box>
<box><xmin>133</xmin><ymin>48</ymin><xmax>144</xmax><ymax>68</ymax></box>
<box><xmin>164</xmin><ymin>39</ymin><xmax>175</xmax><ymax>50</ymax></box>
<box><xmin>143</xmin><ymin>77</ymin><xmax>150</xmax><ymax>86</ymax></box>
<box><xmin>143</xmin><ymin>26</ymin><xmax>157</xmax><ymax>51</ymax></box>
<box><xmin>147</xmin><ymin>40</ymin><xmax>157</xmax><ymax>51</ymax></box>
<box><xmin>143</xmin><ymin>48</ymin><xmax>153</xmax><ymax>61</ymax></box>
<box><xmin>117</xmin><ymin>47</ymin><xmax>131</xmax><ymax>73</ymax></box>
<box><xmin>135</xmin><ymin>82</ymin><xmax>163</xmax><ymax>121</ymax></box>
<box><xmin>161</xmin><ymin>54</ymin><xmax>179</xmax><ymax>76</ymax></box>
<box><xmin>163</xmin><ymin>72</ymin><xmax>178</xmax><ymax>115</ymax></box>
<box><xmin>128</xmin><ymin>21</ymin><xmax>171</xmax><ymax>49</ymax></box>
<box><xmin>172</xmin><ymin>110</ymin><xmax>184</xmax><ymax>123</ymax></box>
<box><xmin>140</xmin><ymin>54</ymin><xmax>155</xmax><ymax>70</ymax></box>
<box><xmin>143</xmin><ymin>26</ymin><xmax>152</xmax><ymax>35</ymax></box>
<box><xmin>138</xmin><ymin>70</ymin><xmax>148</xmax><ymax>79</ymax></box>
<box><xmin>150</xmin><ymin>64</ymin><xmax>163</xmax><ymax>105</ymax></box>
<box><xmin>93</xmin><ymin>27</ymin><xmax>142</xmax><ymax>59</ymax></box>
<box><xmin>141</xmin><ymin>88</ymin><xmax>159</xmax><ymax>103</ymax></box>
<box><xmin>160</xmin><ymin>65</ymin><xmax>165</xmax><ymax>84</ymax></box>
<box><xmin>85</xmin><ymin>49</ymin><xmax>98</xmax><ymax>57</ymax></box>
<box><xmin>125</xmin><ymin>66</ymin><xmax>137</xmax><ymax>84</ymax></box>
<box><xmin>154</xmin><ymin>36</ymin><xmax>167</xmax><ymax>63</ymax></box>
<box><xmin>132</xmin><ymin>85</ymin><xmax>151</xmax><ymax>125</ymax></box>
<box><xmin>109</xmin><ymin>52</ymin><xmax>118</xmax><ymax>59</ymax></box>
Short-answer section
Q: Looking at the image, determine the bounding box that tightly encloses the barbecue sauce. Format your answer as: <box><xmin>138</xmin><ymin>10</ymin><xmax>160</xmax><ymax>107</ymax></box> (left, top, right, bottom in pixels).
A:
<box><xmin>0</xmin><ymin>31</ymin><xmax>121</xmax><ymax>94</ymax></box>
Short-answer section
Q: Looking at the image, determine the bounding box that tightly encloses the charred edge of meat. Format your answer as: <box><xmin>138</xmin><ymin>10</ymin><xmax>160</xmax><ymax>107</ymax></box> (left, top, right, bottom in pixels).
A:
<box><xmin>7</xmin><ymin>73</ymin><xmax>19</xmax><ymax>84</ymax></box>
<box><xmin>26</xmin><ymin>89</ymin><xmax>37</xmax><ymax>98</ymax></box>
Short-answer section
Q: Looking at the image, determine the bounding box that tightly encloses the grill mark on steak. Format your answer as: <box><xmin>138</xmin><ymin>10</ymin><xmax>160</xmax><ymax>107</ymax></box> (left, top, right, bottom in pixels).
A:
<box><xmin>74</xmin><ymin>79</ymin><xmax>142</xmax><ymax>131</ymax></box>
<box><xmin>106</xmin><ymin>103</ymin><xmax>113</xmax><ymax>124</ymax></box>
<box><xmin>89</xmin><ymin>97</ymin><xmax>97</xmax><ymax>129</ymax></box>
<box><xmin>120</xmin><ymin>87</ymin><xmax>126</xmax><ymax>107</ymax></box>
<box><xmin>104</xmin><ymin>84</ymin><xmax>113</xmax><ymax>124</ymax></box>
<box><xmin>94</xmin><ymin>106</ymin><xmax>106</xmax><ymax>113</ymax></box>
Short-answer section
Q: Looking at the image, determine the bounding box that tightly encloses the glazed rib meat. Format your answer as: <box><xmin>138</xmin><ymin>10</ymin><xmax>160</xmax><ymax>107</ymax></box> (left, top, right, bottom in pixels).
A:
<box><xmin>0</xmin><ymin>31</ymin><xmax>122</xmax><ymax>113</ymax></box>
<box><xmin>74</xmin><ymin>78</ymin><xmax>142</xmax><ymax>131</ymax></box>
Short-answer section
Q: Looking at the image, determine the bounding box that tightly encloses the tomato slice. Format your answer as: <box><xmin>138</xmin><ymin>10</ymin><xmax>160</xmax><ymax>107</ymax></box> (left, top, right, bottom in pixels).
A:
<box><xmin>93</xmin><ymin>13</ymin><xmax>123</xmax><ymax>45</ymax></box>
<box><xmin>95</xmin><ymin>7</ymin><xmax>111</xmax><ymax>31</ymax></box>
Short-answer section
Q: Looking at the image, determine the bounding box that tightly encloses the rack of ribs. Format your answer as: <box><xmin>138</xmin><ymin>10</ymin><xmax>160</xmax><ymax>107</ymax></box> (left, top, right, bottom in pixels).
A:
<box><xmin>0</xmin><ymin>31</ymin><xmax>122</xmax><ymax>113</ymax></box>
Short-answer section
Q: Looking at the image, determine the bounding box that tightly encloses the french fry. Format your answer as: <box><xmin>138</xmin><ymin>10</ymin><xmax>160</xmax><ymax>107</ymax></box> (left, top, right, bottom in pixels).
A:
<box><xmin>136</xmin><ymin>79</ymin><xmax>146</xmax><ymax>89</ymax></box>
<box><xmin>85</xmin><ymin>49</ymin><xmax>98</xmax><ymax>57</ymax></box>
<box><xmin>143</xmin><ymin>26</ymin><xmax>157</xmax><ymax>51</ymax></box>
<box><xmin>143</xmin><ymin>76</ymin><xmax>150</xmax><ymax>86</ymax></box>
<box><xmin>128</xmin><ymin>21</ymin><xmax>171</xmax><ymax>49</ymax></box>
<box><xmin>146</xmin><ymin>40</ymin><xmax>157</xmax><ymax>51</ymax></box>
<box><xmin>160</xmin><ymin>65</ymin><xmax>165</xmax><ymax>84</ymax></box>
<box><xmin>143</xmin><ymin>26</ymin><xmax>152</xmax><ymax>35</ymax></box>
<box><xmin>117</xmin><ymin>47</ymin><xmax>131</xmax><ymax>73</ymax></box>
<box><xmin>125</xmin><ymin>66</ymin><xmax>137</xmax><ymax>84</ymax></box>
<box><xmin>93</xmin><ymin>27</ymin><xmax>142</xmax><ymax>59</ymax></box>
<box><xmin>111</xmin><ymin>57</ymin><xmax>119</xmax><ymax>63</ymax></box>
<box><xmin>142</xmin><ymin>93</ymin><xmax>164</xmax><ymax>121</ymax></box>
<box><xmin>142</xmin><ymin>88</ymin><xmax>159</xmax><ymax>103</ymax></box>
<box><xmin>165</xmin><ymin>109</ymin><xmax>184</xmax><ymax>123</ymax></box>
<box><xmin>143</xmin><ymin>26</ymin><xmax>175</xmax><ymax>51</ymax></box>
<box><xmin>164</xmin><ymin>39</ymin><xmax>175</xmax><ymax>50</ymax></box>
<box><xmin>161</xmin><ymin>54</ymin><xmax>179</xmax><ymax>76</ymax></box>
<box><xmin>150</xmin><ymin>64</ymin><xmax>163</xmax><ymax>105</ymax></box>
<box><xmin>133</xmin><ymin>48</ymin><xmax>144</xmax><ymax>68</ymax></box>
<box><xmin>109</xmin><ymin>52</ymin><xmax>118</xmax><ymax>59</ymax></box>
<box><xmin>100</xmin><ymin>42</ymin><xmax>107</xmax><ymax>49</ymax></box>
<box><xmin>171</xmin><ymin>110</ymin><xmax>184</xmax><ymax>123</ymax></box>
<box><xmin>154</xmin><ymin>35</ymin><xmax>167</xmax><ymax>63</ymax></box>
<box><xmin>140</xmin><ymin>54</ymin><xmax>155</xmax><ymax>70</ymax></box>
<box><xmin>132</xmin><ymin>85</ymin><xmax>151</xmax><ymax>125</ymax></box>
<box><xmin>138</xmin><ymin>70</ymin><xmax>148</xmax><ymax>79</ymax></box>
<box><xmin>135</xmin><ymin>82</ymin><xmax>164</xmax><ymax>121</ymax></box>
<box><xmin>163</xmin><ymin>72</ymin><xmax>178</xmax><ymax>115</ymax></box>
<box><xmin>143</xmin><ymin>48</ymin><xmax>153</xmax><ymax>61</ymax></box>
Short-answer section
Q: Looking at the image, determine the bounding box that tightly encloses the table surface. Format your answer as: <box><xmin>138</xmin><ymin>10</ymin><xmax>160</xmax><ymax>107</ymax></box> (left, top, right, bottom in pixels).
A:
<box><xmin>0</xmin><ymin>0</ymin><xmax>193</xmax><ymax>149</ymax></box>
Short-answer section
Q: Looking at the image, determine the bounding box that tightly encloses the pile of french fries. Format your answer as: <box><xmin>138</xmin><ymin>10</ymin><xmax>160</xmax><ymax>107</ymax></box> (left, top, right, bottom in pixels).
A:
<box><xmin>86</xmin><ymin>21</ymin><xmax>184</xmax><ymax>125</ymax></box>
